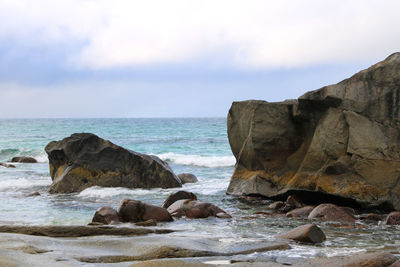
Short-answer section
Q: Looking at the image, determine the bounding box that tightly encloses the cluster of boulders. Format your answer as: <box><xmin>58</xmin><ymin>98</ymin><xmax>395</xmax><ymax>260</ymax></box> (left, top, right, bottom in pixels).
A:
<box><xmin>261</xmin><ymin>194</ymin><xmax>400</xmax><ymax>227</ymax></box>
<box><xmin>90</xmin><ymin>190</ymin><xmax>231</xmax><ymax>226</ymax></box>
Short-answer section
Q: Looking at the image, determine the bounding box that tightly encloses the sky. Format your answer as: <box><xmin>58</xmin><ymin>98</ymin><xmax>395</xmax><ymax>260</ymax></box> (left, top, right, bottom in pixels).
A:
<box><xmin>0</xmin><ymin>0</ymin><xmax>399</xmax><ymax>118</ymax></box>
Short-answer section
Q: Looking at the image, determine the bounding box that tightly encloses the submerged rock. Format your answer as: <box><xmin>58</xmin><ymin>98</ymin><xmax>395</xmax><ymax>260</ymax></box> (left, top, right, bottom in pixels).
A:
<box><xmin>167</xmin><ymin>199</ymin><xmax>231</xmax><ymax>219</ymax></box>
<box><xmin>91</xmin><ymin>206</ymin><xmax>120</xmax><ymax>225</ymax></box>
<box><xmin>177</xmin><ymin>173</ymin><xmax>198</xmax><ymax>184</ymax></box>
<box><xmin>276</xmin><ymin>224</ymin><xmax>326</xmax><ymax>243</ymax></box>
<box><xmin>10</xmin><ymin>156</ymin><xmax>37</xmax><ymax>163</ymax></box>
<box><xmin>359</xmin><ymin>213</ymin><xmax>382</xmax><ymax>221</ymax></box>
<box><xmin>268</xmin><ymin>201</ymin><xmax>285</xmax><ymax>211</ymax></box>
<box><xmin>45</xmin><ymin>133</ymin><xmax>182</xmax><ymax>193</ymax></box>
<box><xmin>226</xmin><ymin>53</ymin><xmax>400</xmax><ymax>210</ymax></box>
<box><xmin>118</xmin><ymin>199</ymin><xmax>173</xmax><ymax>223</ymax></box>
<box><xmin>0</xmin><ymin>162</ymin><xmax>16</xmax><ymax>168</ymax></box>
<box><xmin>308</xmin><ymin>204</ymin><xmax>355</xmax><ymax>222</ymax></box>
<box><xmin>162</xmin><ymin>191</ymin><xmax>198</xmax><ymax>209</ymax></box>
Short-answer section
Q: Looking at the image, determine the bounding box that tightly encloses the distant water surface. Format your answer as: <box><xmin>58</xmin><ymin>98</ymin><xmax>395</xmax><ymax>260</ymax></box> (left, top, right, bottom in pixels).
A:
<box><xmin>0</xmin><ymin>118</ymin><xmax>399</xmax><ymax>262</ymax></box>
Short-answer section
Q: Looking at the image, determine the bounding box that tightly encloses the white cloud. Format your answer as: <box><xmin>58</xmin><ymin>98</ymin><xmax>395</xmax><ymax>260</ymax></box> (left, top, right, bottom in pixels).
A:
<box><xmin>0</xmin><ymin>0</ymin><xmax>399</xmax><ymax>69</ymax></box>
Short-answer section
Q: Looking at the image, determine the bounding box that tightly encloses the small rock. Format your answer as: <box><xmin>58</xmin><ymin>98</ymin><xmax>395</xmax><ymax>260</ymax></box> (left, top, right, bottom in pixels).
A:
<box><xmin>286</xmin><ymin>195</ymin><xmax>303</xmax><ymax>209</ymax></box>
<box><xmin>135</xmin><ymin>219</ymin><xmax>157</xmax><ymax>227</ymax></box>
<box><xmin>359</xmin><ymin>213</ymin><xmax>382</xmax><ymax>221</ymax></box>
<box><xmin>286</xmin><ymin>206</ymin><xmax>315</xmax><ymax>218</ymax></box>
<box><xmin>167</xmin><ymin>199</ymin><xmax>231</xmax><ymax>219</ymax></box>
<box><xmin>177</xmin><ymin>173</ymin><xmax>198</xmax><ymax>184</ymax></box>
<box><xmin>0</xmin><ymin>162</ymin><xmax>16</xmax><ymax>168</ymax></box>
<box><xmin>385</xmin><ymin>211</ymin><xmax>400</xmax><ymax>225</ymax></box>
<box><xmin>308</xmin><ymin>203</ymin><xmax>355</xmax><ymax>222</ymax></box>
<box><xmin>162</xmin><ymin>191</ymin><xmax>197</xmax><ymax>209</ymax></box>
<box><xmin>26</xmin><ymin>192</ymin><xmax>41</xmax><ymax>197</ymax></box>
<box><xmin>118</xmin><ymin>199</ymin><xmax>173</xmax><ymax>223</ymax></box>
<box><xmin>268</xmin><ymin>201</ymin><xmax>285</xmax><ymax>211</ymax></box>
<box><xmin>10</xmin><ymin>156</ymin><xmax>37</xmax><ymax>163</ymax></box>
<box><xmin>92</xmin><ymin>206</ymin><xmax>120</xmax><ymax>225</ymax></box>
<box><xmin>276</xmin><ymin>224</ymin><xmax>326</xmax><ymax>243</ymax></box>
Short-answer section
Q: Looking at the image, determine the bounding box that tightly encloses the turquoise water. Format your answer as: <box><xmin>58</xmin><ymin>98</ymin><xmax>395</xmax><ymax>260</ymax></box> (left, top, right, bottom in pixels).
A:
<box><xmin>1</xmin><ymin>118</ymin><xmax>400</xmax><ymax>261</ymax></box>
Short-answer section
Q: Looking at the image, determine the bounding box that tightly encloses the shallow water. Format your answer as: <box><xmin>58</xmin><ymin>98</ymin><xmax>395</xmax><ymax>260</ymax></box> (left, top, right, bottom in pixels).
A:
<box><xmin>0</xmin><ymin>118</ymin><xmax>399</xmax><ymax>262</ymax></box>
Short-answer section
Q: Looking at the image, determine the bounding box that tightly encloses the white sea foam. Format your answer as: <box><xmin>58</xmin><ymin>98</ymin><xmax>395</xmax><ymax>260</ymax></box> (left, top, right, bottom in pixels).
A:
<box><xmin>78</xmin><ymin>186</ymin><xmax>161</xmax><ymax>199</ymax></box>
<box><xmin>34</xmin><ymin>151</ymin><xmax>49</xmax><ymax>163</ymax></box>
<box><xmin>0</xmin><ymin>177</ymin><xmax>50</xmax><ymax>190</ymax></box>
<box><xmin>155</xmin><ymin>152</ymin><xmax>236</xmax><ymax>168</ymax></box>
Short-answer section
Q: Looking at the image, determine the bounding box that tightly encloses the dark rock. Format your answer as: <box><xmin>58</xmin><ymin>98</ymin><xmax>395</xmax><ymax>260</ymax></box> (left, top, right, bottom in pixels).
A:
<box><xmin>118</xmin><ymin>199</ymin><xmax>173</xmax><ymax>223</ymax></box>
<box><xmin>167</xmin><ymin>199</ymin><xmax>231</xmax><ymax>219</ymax></box>
<box><xmin>308</xmin><ymin>204</ymin><xmax>355</xmax><ymax>222</ymax></box>
<box><xmin>92</xmin><ymin>206</ymin><xmax>120</xmax><ymax>225</ymax></box>
<box><xmin>385</xmin><ymin>211</ymin><xmax>400</xmax><ymax>225</ymax></box>
<box><xmin>282</xmin><ymin>195</ymin><xmax>304</xmax><ymax>212</ymax></box>
<box><xmin>177</xmin><ymin>173</ymin><xmax>198</xmax><ymax>184</ymax></box>
<box><xmin>359</xmin><ymin>213</ymin><xmax>382</xmax><ymax>221</ymax></box>
<box><xmin>45</xmin><ymin>133</ymin><xmax>182</xmax><ymax>193</ymax></box>
<box><xmin>276</xmin><ymin>224</ymin><xmax>326</xmax><ymax>243</ymax></box>
<box><xmin>26</xmin><ymin>192</ymin><xmax>40</xmax><ymax>197</ymax></box>
<box><xmin>268</xmin><ymin>201</ymin><xmax>285</xmax><ymax>211</ymax></box>
<box><xmin>226</xmin><ymin>53</ymin><xmax>400</xmax><ymax>211</ymax></box>
<box><xmin>286</xmin><ymin>205</ymin><xmax>315</xmax><ymax>218</ymax></box>
<box><xmin>0</xmin><ymin>162</ymin><xmax>16</xmax><ymax>168</ymax></box>
<box><xmin>135</xmin><ymin>219</ymin><xmax>157</xmax><ymax>227</ymax></box>
<box><xmin>162</xmin><ymin>191</ymin><xmax>197</xmax><ymax>209</ymax></box>
<box><xmin>0</xmin><ymin>225</ymin><xmax>174</xmax><ymax>237</ymax></box>
<box><xmin>10</xmin><ymin>156</ymin><xmax>37</xmax><ymax>163</ymax></box>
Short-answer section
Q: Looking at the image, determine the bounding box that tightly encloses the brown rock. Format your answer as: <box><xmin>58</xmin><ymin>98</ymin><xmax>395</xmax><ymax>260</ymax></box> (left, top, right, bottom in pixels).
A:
<box><xmin>308</xmin><ymin>204</ymin><xmax>355</xmax><ymax>222</ymax></box>
<box><xmin>390</xmin><ymin>259</ymin><xmax>400</xmax><ymax>267</ymax></box>
<box><xmin>10</xmin><ymin>156</ymin><xmax>37</xmax><ymax>163</ymax></box>
<box><xmin>167</xmin><ymin>200</ymin><xmax>231</xmax><ymax>219</ymax></box>
<box><xmin>268</xmin><ymin>201</ymin><xmax>285</xmax><ymax>211</ymax></box>
<box><xmin>135</xmin><ymin>219</ymin><xmax>157</xmax><ymax>227</ymax></box>
<box><xmin>276</xmin><ymin>224</ymin><xmax>326</xmax><ymax>243</ymax></box>
<box><xmin>92</xmin><ymin>206</ymin><xmax>120</xmax><ymax>225</ymax></box>
<box><xmin>45</xmin><ymin>133</ymin><xmax>182</xmax><ymax>193</ymax></box>
<box><xmin>226</xmin><ymin>53</ymin><xmax>400</xmax><ymax>211</ymax></box>
<box><xmin>177</xmin><ymin>173</ymin><xmax>198</xmax><ymax>184</ymax></box>
<box><xmin>359</xmin><ymin>213</ymin><xmax>382</xmax><ymax>221</ymax></box>
<box><xmin>286</xmin><ymin>205</ymin><xmax>315</xmax><ymax>218</ymax></box>
<box><xmin>162</xmin><ymin>191</ymin><xmax>197</xmax><ymax>209</ymax></box>
<box><xmin>118</xmin><ymin>199</ymin><xmax>173</xmax><ymax>223</ymax></box>
<box><xmin>26</xmin><ymin>192</ymin><xmax>40</xmax><ymax>197</ymax></box>
<box><xmin>385</xmin><ymin>211</ymin><xmax>400</xmax><ymax>225</ymax></box>
<box><xmin>0</xmin><ymin>162</ymin><xmax>16</xmax><ymax>168</ymax></box>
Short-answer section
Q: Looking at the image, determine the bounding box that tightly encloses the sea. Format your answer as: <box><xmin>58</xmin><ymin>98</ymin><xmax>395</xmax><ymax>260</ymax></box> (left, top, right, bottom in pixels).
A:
<box><xmin>0</xmin><ymin>118</ymin><xmax>399</xmax><ymax>263</ymax></box>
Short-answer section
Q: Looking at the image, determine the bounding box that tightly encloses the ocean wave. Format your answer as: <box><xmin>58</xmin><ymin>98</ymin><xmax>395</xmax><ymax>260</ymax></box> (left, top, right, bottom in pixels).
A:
<box><xmin>0</xmin><ymin>177</ymin><xmax>51</xmax><ymax>191</ymax></box>
<box><xmin>155</xmin><ymin>153</ymin><xmax>236</xmax><ymax>168</ymax></box>
<box><xmin>78</xmin><ymin>186</ymin><xmax>159</xmax><ymax>199</ymax></box>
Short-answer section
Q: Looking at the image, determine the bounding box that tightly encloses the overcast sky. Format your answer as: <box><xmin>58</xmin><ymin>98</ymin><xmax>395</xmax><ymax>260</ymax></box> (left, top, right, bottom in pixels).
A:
<box><xmin>1</xmin><ymin>0</ymin><xmax>399</xmax><ymax>118</ymax></box>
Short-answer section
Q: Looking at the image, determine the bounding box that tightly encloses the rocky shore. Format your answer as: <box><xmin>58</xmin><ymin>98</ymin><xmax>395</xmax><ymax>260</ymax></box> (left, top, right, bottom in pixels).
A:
<box><xmin>2</xmin><ymin>53</ymin><xmax>400</xmax><ymax>266</ymax></box>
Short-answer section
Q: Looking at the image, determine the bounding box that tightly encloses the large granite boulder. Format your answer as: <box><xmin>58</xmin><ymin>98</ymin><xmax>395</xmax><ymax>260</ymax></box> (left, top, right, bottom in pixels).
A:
<box><xmin>227</xmin><ymin>53</ymin><xmax>400</xmax><ymax>210</ymax></box>
<box><xmin>45</xmin><ymin>133</ymin><xmax>182</xmax><ymax>193</ymax></box>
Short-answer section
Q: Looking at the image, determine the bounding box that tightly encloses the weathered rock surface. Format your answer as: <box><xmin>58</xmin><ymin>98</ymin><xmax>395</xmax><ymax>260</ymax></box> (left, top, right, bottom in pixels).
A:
<box><xmin>0</xmin><ymin>225</ymin><xmax>173</xmax><ymax>237</ymax></box>
<box><xmin>276</xmin><ymin>224</ymin><xmax>326</xmax><ymax>243</ymax></box>
<box><xmin>118</xmin><ymin>199</ymin><xmax>173</xmax><ymax>223</ymax></box>
<box><xmin>177</xmin><ymin>173</ymin><xmax>198</xmax><ymax>184</ymax></box>
<box><xmin>91</xmin><ymin>206</ymin><xmax>120</xmax><ymax>225</ymax></box>
<box><xmin>167</xmin><ymin>200</ymin><xmax>232</xmax><ymax>219</ymax></box>
<box><xmin>162</xmin><ymin>191</ymin><xmax>198</xmax><ymax>209</ymax></box>
<box><xmin>10</xmin><ymin>156</ymin><xmax>37</xmax><ymax>163</ymax></box>
<box><xmin>45</xmin><ymin>133</ymin><xmax>182</xmax><ymax>193</ymax></box>
<box><xmin>308</xmin><ymin>204</ymin><xmax>355</xmax><ymax>222</ymax></box>
<box><xmin>226</xmin><ymin>53</ymin><xmax>400</xmax><ymax>210</ymax></box>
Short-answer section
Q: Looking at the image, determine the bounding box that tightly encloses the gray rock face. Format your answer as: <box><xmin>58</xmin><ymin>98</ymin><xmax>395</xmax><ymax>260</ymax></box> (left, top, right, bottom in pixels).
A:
<box><xmin>226</xmin><ymin>53</ymin><xmax>400</xmax><ymax>210</ymax></box>
<box><xmin>45</xmin><ymin>133</ymin><xmax>182</xmax><ymax>193</ymax></box>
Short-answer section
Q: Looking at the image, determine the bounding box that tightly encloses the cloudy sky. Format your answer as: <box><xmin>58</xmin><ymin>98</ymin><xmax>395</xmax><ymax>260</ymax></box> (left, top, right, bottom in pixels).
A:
<box><xmin>0</xmin><ymin>0</ymin><xmax>399</xmax><ymax>118</ymax></box>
